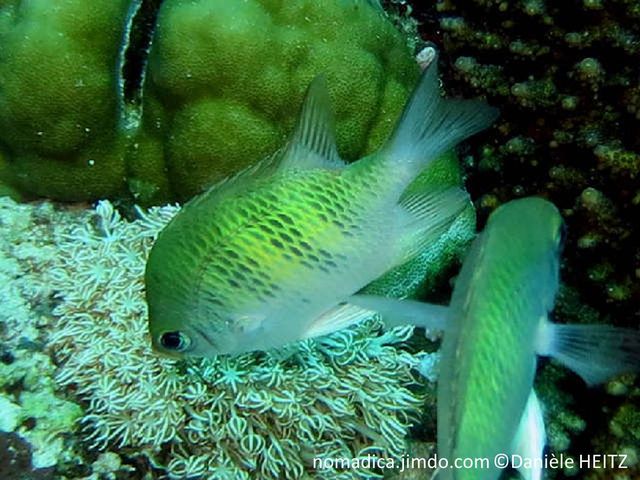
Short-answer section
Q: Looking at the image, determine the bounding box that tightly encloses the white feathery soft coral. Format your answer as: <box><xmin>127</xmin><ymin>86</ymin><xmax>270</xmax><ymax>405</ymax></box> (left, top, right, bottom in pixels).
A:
<box><xmin>4</xmin><ymin>198</ymin><xmax>431</xmax><ymax>479</ymax></box>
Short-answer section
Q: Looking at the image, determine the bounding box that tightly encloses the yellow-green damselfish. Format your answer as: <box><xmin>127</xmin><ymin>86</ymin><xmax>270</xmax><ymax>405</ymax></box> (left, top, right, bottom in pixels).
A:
<box><xmin>145</xmin><ymin>55</ymin><xmax>498</xmax><ymax>357</ymax></box>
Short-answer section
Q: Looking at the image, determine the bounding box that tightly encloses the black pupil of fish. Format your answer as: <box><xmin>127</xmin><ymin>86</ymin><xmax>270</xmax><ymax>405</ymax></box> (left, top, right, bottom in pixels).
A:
<box><xmin>161</xmin><ymin>331</ymin><xmax>183</xmax><ymax>350</ymax></box>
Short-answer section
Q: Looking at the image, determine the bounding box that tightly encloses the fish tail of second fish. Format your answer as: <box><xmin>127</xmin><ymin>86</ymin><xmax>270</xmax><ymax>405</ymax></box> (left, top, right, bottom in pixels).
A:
<box><xmin>381</xmin><ymin>51</ymin><xmax>499</xmax><ymax>183</ymax></box>
<box><xmin>536</xmin><ymin>321</ymin><xmax>640</xmax><ymax>386</ymax></box>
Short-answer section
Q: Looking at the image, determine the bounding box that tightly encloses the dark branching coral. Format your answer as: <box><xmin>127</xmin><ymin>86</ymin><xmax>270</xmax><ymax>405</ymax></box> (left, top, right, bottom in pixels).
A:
<box><xmin>416</xmin><ymin>0</ymin><xmax>640</xmax><ymax>314</ymax></box>
<box><xmin>409</xmin><ymin>0</ymin><xmax>639</xmax><ymax>477</ymax></box>
<box><xmin>0</xmin><ymin>432</ymin><xmax>53</xmax><ymax>480</ymax></box>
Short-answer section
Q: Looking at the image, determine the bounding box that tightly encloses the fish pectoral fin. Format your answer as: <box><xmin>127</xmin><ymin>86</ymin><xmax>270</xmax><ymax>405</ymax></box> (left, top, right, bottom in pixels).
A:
<box><xmin>232</xmin><ymin>313</ymin><xmax>267</xmax><ymax>335</ymax></box>
<box><xmin>394</xmin><ymin>187</ymin><xmax>471</xmax><ymax>265</ymax></box>
<box><xmin>347</xmin><ymin>294</ymin><xmax>449</xmax><ymax>333</ymax></box>
<box><xmin>303</xmin><ymin>303</ymin><xmax>374</xmax><ymax>339</ymax></box>
<box><xmin>278</xmin><ymin>75</ymin><xmax>345</xmax><ymax>171</ymax></box>
<box><xmin>511</xmin><ymin>389</ymin><xmax>546</xmax><ymax>480</ymax></box>
<box><xmin>536</xmin><ymin>320</ymin><xmax>640</xmax><ymax>386</ymax></box>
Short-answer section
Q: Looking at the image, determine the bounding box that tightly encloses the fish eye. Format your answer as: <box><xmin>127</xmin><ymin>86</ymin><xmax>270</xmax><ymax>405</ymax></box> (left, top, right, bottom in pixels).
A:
<box><xmin>159</xmin><ymin>331</ymin><xmax>191</xmax><ymax>351</ymax></box>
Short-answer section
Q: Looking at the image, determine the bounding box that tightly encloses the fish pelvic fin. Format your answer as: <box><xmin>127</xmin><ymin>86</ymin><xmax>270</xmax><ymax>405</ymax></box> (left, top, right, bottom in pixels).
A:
<box><xmin>303</xmin><ymin>303</ymin><xmax>374</xmax><ymax>340</ymax></box>
<box><xmin>536</xmin><ymin>320</ymin><xmax>640</xmax><ymax>386</ymax></box>
<box><xmin>512</xmin><ymin>389</ymin><xmax>546</xmax><ymax>480</ymax></box>
<box><xmin>382</xmin><ymin>50</ymin><xmax>498</xmax><ymax>181</ymax></box>
<box><xmin>278</xmin><ymin>75</ymin><xmax>345</xmax><ymax>171</ymax></box>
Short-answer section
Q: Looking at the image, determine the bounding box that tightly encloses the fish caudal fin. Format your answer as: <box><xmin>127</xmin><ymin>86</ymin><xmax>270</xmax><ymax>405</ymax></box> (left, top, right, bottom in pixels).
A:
<box><xmin>512</xmin><ymin>390</ymin><xmax>546</xmax><ymax>480</ymax></box>
<box><xmin>383</xmin><ymin>51</ymin><xmax>498</xmax><ymax>180</ymax></box>
<box><xmin>537</xmin><ymin>321</ymin><xmax>640</xmax><ymax>386</ymax></box>
<box><xmin>347</xmin><ymin>294</ymin><xmax>449</xmax><ymax>332</ymax></box>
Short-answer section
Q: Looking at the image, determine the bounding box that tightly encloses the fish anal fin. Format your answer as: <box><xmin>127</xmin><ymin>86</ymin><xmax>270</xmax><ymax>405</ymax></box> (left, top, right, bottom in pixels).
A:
<box><xmin>394</xmin><ymin>187</ymin><xmax>470</xmax><ymax>265</ymax></box>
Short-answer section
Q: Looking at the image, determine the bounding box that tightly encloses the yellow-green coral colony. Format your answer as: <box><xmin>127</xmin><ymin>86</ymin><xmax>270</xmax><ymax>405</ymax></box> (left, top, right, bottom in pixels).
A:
<box><xmin>0</xmin><ymin>0</ymin><xmax>428</xmax><ymax>204</ymax></box>
<box><xmin>0</xmin><ymin>0</ymin><xmax>479</xmax><ymax>306</ymax></box>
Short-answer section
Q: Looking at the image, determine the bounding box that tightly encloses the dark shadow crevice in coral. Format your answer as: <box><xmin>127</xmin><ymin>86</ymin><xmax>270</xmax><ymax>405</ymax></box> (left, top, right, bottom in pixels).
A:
<box><xmin>118</xmin><ymin>0</ymin><xmax>164</xmax><ymax>132</ymax></box>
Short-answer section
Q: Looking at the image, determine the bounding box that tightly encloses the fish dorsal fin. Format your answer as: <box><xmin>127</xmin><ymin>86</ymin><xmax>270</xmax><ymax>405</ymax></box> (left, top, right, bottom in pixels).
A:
<box><xmin>185</xmin><ymin>153</ymin><xmax>281</xmax><ymax>210</ymax></box>
<box><xmin>278</xmin><ymin>75</ymin><xmax>345</xmax><ymax>171</ymax></box>
<box><xmin>187</xmin><ymin>77</ymin><xmax>341</xmax><ymax>208</ymax></box>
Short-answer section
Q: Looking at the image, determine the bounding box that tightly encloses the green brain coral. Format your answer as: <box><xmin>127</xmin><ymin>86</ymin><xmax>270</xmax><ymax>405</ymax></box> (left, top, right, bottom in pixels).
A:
<box><xmin>0</xmin><ymin>0</ymin><xmax>131</xmax><ymax>200</ymax></box>
<box><xmin>0</xmin><ymin>0</ymin><xmax>421</xmax><ymax>204</ymax></box>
